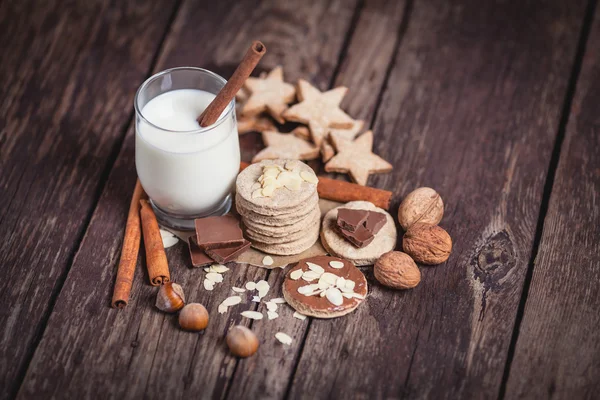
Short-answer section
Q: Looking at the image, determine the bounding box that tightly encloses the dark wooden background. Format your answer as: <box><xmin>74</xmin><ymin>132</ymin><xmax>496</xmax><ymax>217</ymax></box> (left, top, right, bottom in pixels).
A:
<box><xmin>1</xmin><ymin>0</ymin><xmax>599</xmax><ymax>399</ymax></box>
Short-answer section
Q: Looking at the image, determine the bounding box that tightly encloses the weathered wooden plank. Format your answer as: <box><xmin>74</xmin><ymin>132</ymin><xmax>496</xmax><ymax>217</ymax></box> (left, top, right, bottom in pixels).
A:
<box><xmin>504</xmin><ymin>5</ymin><xmax>600</xmax><ymax>398</ymax></box>
<box><xmin>0</xmin><ymin>0</ymin><xmax>177</xmax><ymax>397</ymax></box>
<box><xmin>17</xmin><ymin>0</ymin><xmax>359</xmax><ymax>398</ymax></box>
<box><xmin>225</xmin><ymin>1</ymin><xmax>408</xmax><ymax>398</ymax></box>
<box><xmin>284</xmin><ymin>0</ymin><xmax>589</xmax><ymax>398</ymax></box>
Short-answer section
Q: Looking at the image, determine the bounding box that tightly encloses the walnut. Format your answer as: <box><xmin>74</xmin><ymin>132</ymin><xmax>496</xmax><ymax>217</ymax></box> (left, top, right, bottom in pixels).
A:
<box><xmin>397</xmin><ymin>187</ymin><xmax>444</xmax><ymax>230</ymax></box>
<box><xmin>374</xmin><ymin>251</ymin><xmax>421</xmax><ymax>289</ymax></box>
<box><xmin>403</xmin><ymin>223</ymin><xmax>452</xmax><ymax>265</ymax></box>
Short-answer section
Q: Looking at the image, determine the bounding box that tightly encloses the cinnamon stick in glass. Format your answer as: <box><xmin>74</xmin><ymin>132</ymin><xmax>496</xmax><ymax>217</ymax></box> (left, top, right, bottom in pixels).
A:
<box><xmin>198</xmin><ymin>41</ymin><xmax>266</xmax><ymax>126</ymax></box>
<box><xmin>111</xmin><ymin>179</ymin><xmax>145</xmax><ymax>309</ymax></box>
<box><xmin>139</xmin><ymin>199</ymin><xmax>170</xmax><ymax>286</ymax></box>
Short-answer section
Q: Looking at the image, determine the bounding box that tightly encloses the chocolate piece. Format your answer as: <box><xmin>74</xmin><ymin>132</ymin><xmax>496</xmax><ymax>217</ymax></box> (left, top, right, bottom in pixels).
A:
<box><xmin>336</xmin><ymin>208</ymin><xmax>369</xmax><ymax>232</ymax></box>
<box><xmin>188</xmin><ymin>236</ymin><xmax>213</xmax><ymax>268</ymax></box>
<box><xmin>338</xmin><ymin>224</ymin><xmax>375</xmax><ymax>248</ymax></box>
<box><xmin>365</xmin><ymin>211</ymin><xmax>387</xmax><ymax>235</ymax></box>
<box><xmin>195</xmin><ymin>215</ymin><xmax>245</xmax><ymax>250</ymax></box>
<box><xmin>205</xmin><ymin>240</ymin><xmax>251</xmax><ymax>263</ymax></box>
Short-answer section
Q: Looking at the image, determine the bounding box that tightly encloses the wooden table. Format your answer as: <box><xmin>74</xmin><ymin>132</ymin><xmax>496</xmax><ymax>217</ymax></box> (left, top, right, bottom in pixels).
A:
<box><xmin>1</xmin><ymin>0</ymin><xmax>599</xmax><ymax>399</ymax></box>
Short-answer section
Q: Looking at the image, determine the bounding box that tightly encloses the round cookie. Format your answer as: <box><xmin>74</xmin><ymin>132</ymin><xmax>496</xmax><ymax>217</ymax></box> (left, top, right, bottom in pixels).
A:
<box><xmin>236</xmin><ymin>192</ymin><xmax>318</xmax><ymax>223</ymax></box>
<box><xmin>244</xmin><ymin>208</ymin><xmax>321</xmax><ymax>243</ymax></box>
<box><xmin>243</xmin><ymin>206</ymin><xmax>321</xmax><ymax>237</ymax></box>
<box><xmin>282</xmin><ymin>255</ymin><xmax>368</xmax><ymax>318</ymax></box>
<box><xmin>236</xmin><ymin>160</ymin><xmax>318</xmax><ymax>212</ymax></box>
<box><xmin>321</xmin><ymin>201</ymin><xmax>397</xmax><ymax>266</ymax></box>
<box><xmin>251</xmin><ymin>218</ymin><xmax>320</xmax><ymax>255</ymax></box>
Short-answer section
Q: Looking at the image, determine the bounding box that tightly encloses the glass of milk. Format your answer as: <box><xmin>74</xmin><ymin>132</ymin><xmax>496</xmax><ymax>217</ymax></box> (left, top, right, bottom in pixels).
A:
<box><xmin>134</xmin><ymin>67</ymin><xmax>240</xmax><ymax>230</ymax></box>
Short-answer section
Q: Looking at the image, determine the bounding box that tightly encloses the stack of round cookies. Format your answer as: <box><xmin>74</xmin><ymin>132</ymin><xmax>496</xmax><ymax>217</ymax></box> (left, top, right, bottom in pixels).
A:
<box><xmin>236</xmin><ymin>160</ymin><xmax>320</xmax><ymax>255</ymax></box>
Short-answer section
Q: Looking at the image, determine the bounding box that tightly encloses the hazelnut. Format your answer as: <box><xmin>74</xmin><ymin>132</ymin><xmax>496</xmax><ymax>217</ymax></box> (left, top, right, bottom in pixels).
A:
<box><xmin>403</xmin><ymin>223</ymin><xmax>452</xmax><ymax>265</ymax></box>
<box><xmin>155</xmin><ymin>282</ymin><xmax>185</xmax><ymax>313</ymax></box>
<box><xmin>226</xmin><ymin>325</ymin><xmax>259</xmax><ymax>358</ymax></box>
<box><xmin>374</xmin><ymin>251</ymin><xmax>421</xmax><ymax>289</ymax></box>
<box><xmin>397</xmin><ymin>187</ymin><xmax>444</xmax><ymax>230</ymax></box>
<box><xmin>178</xmin><ymin>303</ymin><xmax>209</xmax><ymax>331</ymax></box>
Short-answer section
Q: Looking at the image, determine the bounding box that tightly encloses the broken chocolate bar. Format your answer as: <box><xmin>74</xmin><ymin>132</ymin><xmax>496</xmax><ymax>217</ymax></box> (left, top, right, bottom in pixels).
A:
<box><xmin>338</xmin><ymin>224</ymin><xmax>375</xmax><ymax>248</ymax></box>
<box><xmin>195</xmin><ymin>215</ymin><xmax>245</xmax><ymax>250</ymax></box>
<box><xmin>205</xmin><ymin>240</ymin><xmax>251</xmax><ymax>263</ymax></box>
<box><xmin>188</xmin><ymin>236</ymin><xmax>214</xmax><ymax>268</ymax></box>
<box><xmin>364</xmin><ymin>211</ymin><xmax>387</xmax><ymax>235</ymax></box>
<box><xmin>337</xmin><ymin>208</ymin><xmax>369</xmax><ymax>232</ymax></box>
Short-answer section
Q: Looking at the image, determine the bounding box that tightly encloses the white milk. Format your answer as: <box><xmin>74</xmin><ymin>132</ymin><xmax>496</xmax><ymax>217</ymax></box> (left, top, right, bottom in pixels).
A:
<box><xmin>136</xmin><ymin>89</ymin><xmax>240</xmax><ymax>216</ymax></box>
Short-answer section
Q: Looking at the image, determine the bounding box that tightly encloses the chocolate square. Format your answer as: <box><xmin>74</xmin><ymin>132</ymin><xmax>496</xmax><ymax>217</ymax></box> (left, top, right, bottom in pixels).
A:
<box><xmin>195</xmin><ymin>215</ymin><xmax>245</xmax><ymax>250</ymax></box>
<box><xmin>365</xmin><ymin>211</ymin><xmax>387</xmax><ymax>235</ymax></box>
<box><xmin>205</xmin><ymin>239</ymin><xmax>251</xmax><ymax>263</ymax></box>
<box><xmin>337</xmin><ymin>208</ymin><xmax>369</xmax><ymax>232</ymax></box>
<box><xmin>188</xmin><ymin>236</ymin><xmax>213</xmax><ymax>268</ymax></box>
<box><xmin>338</xmin><ymin>224</ymin><xmax>375</xmax><ymax>248</ymax></box>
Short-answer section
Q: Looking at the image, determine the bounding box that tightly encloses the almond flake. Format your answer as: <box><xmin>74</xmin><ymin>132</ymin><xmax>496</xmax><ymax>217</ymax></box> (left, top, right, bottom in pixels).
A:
<box><xmin>293</xmin><ymin>312</ymin><xmax>307</xmax><ymax>320</ymax></box>
<box><xmin>262</xmin><ymin>256</ymin><xmax>274</xmax><ymax>266</ymax></box>
<box><xmin>336</xmin><ymin>277</ymin><xmax>347</xmax><ymax>289</ymax></box>
<box><xmin>306</xmin><ymin>262</ymin><xmax>325</xmax><ymax>274</ymax></box>
<box><xmin>256</xmin><ymin>280</ymin><xmax>269</xmax><ymax>291</ymax></box>
<box><xmin>262</xmin><ymin>185</ymin><xmax>276</xmax><ymax>197</ymax></box>
<box><xmin>252</xmin><ymin>296</ymin><xmax>261</xmax><ymax>302</ymax></box>
<box><xmin>205</xmin><ymin>272</ymin><xmax>223</xmax><ymax>283</ymax></box>
<box><xmin>263</xmin><ymin>168</ymin><xmax>280</xmax><ymax>178</ymax></box>
<box><xmin>203</xmin><ymin>267</ymin><xmax>210</xmax><ymax>273</ymax></box>
<box><xmin>345</xmin><ymin>280</ymin><xmax>356</xmax><ymax>290</ymax></box>
<box><xmin>340</xmin><ymin>286</ymin><xmax>354</xmax><ymax>293</ymax></box>
<box><xmin>342</xmin><ymin>292</ymin><xmax>365</xmax><ymax>300</ymax></box>
<box><xmin>317</xmin><ymin>280</ymin><xmax>331</xmax><ymax>290</ymax></box>
<box><xmin>285</xmin><ymin>179</ymin><xmax>302</xmax><ymax>191</ymax></box>
<box><xmin>325</xmin><ymin>287</ymin><xmax>343</xmax><ymax>306</ymax></box>
<box><xmin>267</xmin><ymin>311</ymin><xmax>279</xmax><ymax>320</ymax></box>
<box><xmin>302</xmin><ymin>270</ymin><xmax>321</xmax><ymax>281</ymax></box>
<box><xmin>306</xmin><ymin>289</ymin><xmax>325</xmax><ymax>297</ymax></box>
<box><xmin>265</xmin><ymin>302</ymin><xmax>278</xmax><ymax>312</ymax></box>
<box><xmin>320</xmin><ymin>272</ymin><xmax>338</xmax><ymax>285</ymax></box>
<box><xmin>275</xmin><ymin>332</ymin><xmax>293</xmax><ymax>345</ymax></box>
<box><xmin>160</xmin><ymin>231</ymin><xmax>179</xmax><ymax>248</ymax></box>
<box><xmin>270</xmin><ymin>298</ymin><xmax>286</xmax><ymax>304</ymax></box>
<box><xmin>320</xmin><ymin>291</ymin><xmax>327</xmax><ymax>297</ymax></box>
<box><xmin>241</xmin><ymin>311</ymin><xmax>263</xmax><ymax>320</ymax></box>
<box><xmin>210</xmin><ymin>264</ymin><xmax>229</xmax><ymax>273</ymax></box>
<box><xmin>232</xmin><ymin>287</ymin><xmax>246</xmax><ymax>293</ymax></box>
<box><xmin>329</xmin><ymin>261</ymin><xmax>344</xmax><ymax>269</ymax></box>
<box><xmin>245</xmin><ymin>281</ymin><xmax>257</xmax><ymax>290</ymax></box>
<box><xmin>203</xmin><ymin>279</ymin><xmax>215</xmax><ymax>291</ymax></box>
<box><xmin>258</xmin><ymin>288</ymin><xmax>269</xmax><ymax>299</ymax></box>
<box><xmin>300</xmin><ymin>171</ymin><xmax>318</xmax><ymax>184</ymax></box>
<box><xmin>222</xmin><ymin>296</ymin><xmax>242</xmax><ymax>307</ymax></box>
<box><xmin>252</xmin><ymin>189</ymin><xmax>264</xmax><ymax>199</ymax></box>
<box><xmin>290</xmin><ymin>269</ymin><xmax>303</xmax><ymax>280</ymax></box>
<box><xmin>285</xmin><ymin>160</ymin><xmax>298</xmax><ymax>170</ymax></box>
<box><xmin>297</xmin><ymin>284</ymin><xmax>319</xmax><ymax>294</ymax></box>
<box><xmin>218</xmin><ymin>304</ymin><xmax>228</xmax><ymax>314</ymax></box>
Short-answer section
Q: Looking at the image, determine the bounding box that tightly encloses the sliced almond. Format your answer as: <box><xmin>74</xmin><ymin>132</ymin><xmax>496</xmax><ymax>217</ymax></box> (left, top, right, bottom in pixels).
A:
<box><xmin>218</xmin><ymin>304</ymin><xmax>228</xmax><ymax>314</ymax></box>
<box><xmin>335</xmin><ymin>276</ymin><xmax>347</xmax><ymax>289</ymax></box>
<box><xmin>262</xmin><ymin>185</ymin><xmax>276</xmax><ymax>197</ymax></box>
<box><xmin>300</xmin><ymin>170</ymin><xmax>319</xmax><ymax>184</ymax></box>
<box><xmin>241</xmin><ymin>311</ymin><xmax>263</xmax><ymax>320</ymax></box>
<box><xmin>320</xmin><ymin>272</ymin><xmax>339</xmax><ymax>285</ymax></box>
<box><xmin>252</xmin><ymin>189</ymin><xmax>264</xmax><ymax>199</ymax></box>
<box><xmin>265</xmin><ymin>302</ymin><xmax>278</xmax><ymax>312</ymax></box>
<box><xmin>306</xmin><ymin>262</ymin><xmax>325</xmax><ymax>274</ymax></box>
<box><xmin>270</xmin><ymin>297</ymin><xmax>286</xmax><ymax>304</ymax></box>
<box><xmin>285</xmin><ymin>179</ymin><xmax>302</xmax><ymax>191</ymax></box>
<box><xmin>290</xmin><ymin>269</ymin><xmax>303</xmax><ymax>280</ymax></box>
<box><xmin>245</xmin><ymin>281</ymin><xmax>257</xmax><ymax>291</ymax></box>
<box><xmin>275</xmin><ymin>332</ymin><xmax>293</xmax><ymax>345</ymax></box>
<box><xmin>317</xmin><ymin>280</ymin><xmax>331</xmax><ymax>290</ymax></box>
<box><xmin>205</xmin><ymin>272</ymin><xmax>223</xmax><ymax>283</ymax></box>
<box><xmin>320</xmin><ymin>290</ymin><xmax>327</xmax><ymax>297</ymax></box>
<box><xmin>232</xmin><ymin>287</ymin><xmax>246</xmax><ymax>293</ymax></box>
<box><xmin>262</xmin><ymin>256</ymin><xmax>274</xmax><ymax>266</ymax></box>
<box><xmin>285</xmin><ymin>160</ymin><xmax>298</xmax><ymax>170</ymax></box>
<box><xmin>329</xmin><ymin>260</ymin><xmax>344</xmax><ymax>269</ymax></box>
<box><xmin>267</xmin><ymin>311</ymin><xmax>279</xmax><ymax>320</ymax></box>
<box><xmin>256</xmin><ymin>280</ymin><xmax>270</xmax><ymax>291</ymax></box>
<box><xmin>342</xmin><ymin>292</ymin><xmax>365</xmax><ymax>300</ymax></box>
<box><xmin>203</xmin><ymin>279</ymin><xmax>215</xmax><ymax>291</ymax></box>
<box><xmin>293</xmin><ymin>312</ymin><xmax>307</xmax><ymax>320</ymax></box>
<box><xmin>222</xmin><ymin>296</ymin><xmax>242</xmax><ymax>307</ymax></box>
<box><xmin>325</xmin><ymin>287</ymin><xmax>343</xmax><ymax>306</ymax></box>
<box><xmin>210</xmin><ymin>264</ymin><xmax>229</xmax><ymax>273</ymax></box>
<box><xmin>203</xmin><ymin>267</ymin><xmax>210</xmax><ymax>273</ymax></box>
<box><xmin>252</xmin><ymin>296</ymin><xmax>261</xmax><ymax>302</ymax></box>
<box><xmin>160</xmin><ymin>233</ymin><xmax>179</xmax><ymax>249</ymax></box>
<box><xmin>345</xmin><ymin>280</ymin><xmax>356</xmax><ymax>291</ymax></box>
<box><xmin>263</xmin><ymin>168</ymin><xmax>280</xmax><ymax>178</ymax></box>
<box><xmin>301</xmin><ymin>270</ymin><xmax>321</xmax><ymax>281</ymax></box>
<box><xmin>298</xmin><ymin>284</ymin><xmax>320</xmax><ymax>295</ymax></box>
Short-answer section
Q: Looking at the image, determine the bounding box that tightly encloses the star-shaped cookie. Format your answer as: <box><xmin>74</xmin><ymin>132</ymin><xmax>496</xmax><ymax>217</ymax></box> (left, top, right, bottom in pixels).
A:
<box><xmin>329</xmin><ymin>119</ymin><xmax>365</xmax><ymax>141</ymax></box>
<box><xmin>242</xmin><ymin>66</ymin><xmax>296</xmax><ymax>124</ymax></box>
<box><xmin>325</xmin><ymin>131</ymin><xmax>393</xmax><ymax>186</ymax></box>
<box><xmin>252</xmin><ymin>130</ymin><xmax>320</xmax><ymax>163</ymax></box>
<box><xmin>282</xmin><ymin>80</ymin><xmax>354</xmax><ymax>147</ymax></box>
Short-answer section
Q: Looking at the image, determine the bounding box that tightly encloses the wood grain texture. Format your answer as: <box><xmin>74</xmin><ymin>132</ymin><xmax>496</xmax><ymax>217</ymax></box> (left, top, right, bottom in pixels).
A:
<box><xmin>17</xmin><ymin>0</ymin><xmax>359</xmax><ymax>398</ymax></box>
<box><xmin>0</xmin><ymin>0</ymin><xmax>176</xmax><ymax>397</ymax></box>
<box><xmin>505</xmin><ymin>5</ymin><xmax>600</xmax><ymax>399</ymax></box>
<box><xmin>285</xmin><ymin>0</ymin><xmax>589</xmax><ymax>398</ymax></box>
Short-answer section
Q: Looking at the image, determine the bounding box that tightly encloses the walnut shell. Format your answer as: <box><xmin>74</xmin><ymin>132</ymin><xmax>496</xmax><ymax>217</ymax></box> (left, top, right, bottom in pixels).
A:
<box><xmin>397</xmin><ymin>187</ymin><xmax>444</xmax><ymax>230</ymax></box>
<box><xmin>403</xmin><ymin>223</ymin><xmax>452</xmax><ymax>265</ymax></box>
<box><xmin>374</xmin><ymin>251</ymin><xmax>421</xmax><ymax>289</ymax></box>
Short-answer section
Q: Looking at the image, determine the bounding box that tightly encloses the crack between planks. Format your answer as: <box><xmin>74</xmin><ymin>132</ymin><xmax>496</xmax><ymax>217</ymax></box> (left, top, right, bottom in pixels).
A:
<box><xmin>9</xmin><ymin>2</ymin><xmax>184</xmax><ymax>399</ymax></box>
<box><xmin>369</xmin><ymin>0</ymin><xmax>413</xmax><ymax>129</ymax></box>
<box><xmin>497</xmin><ymin>1</ymin><xmax>598</xmax><ymax>399</ymax></box>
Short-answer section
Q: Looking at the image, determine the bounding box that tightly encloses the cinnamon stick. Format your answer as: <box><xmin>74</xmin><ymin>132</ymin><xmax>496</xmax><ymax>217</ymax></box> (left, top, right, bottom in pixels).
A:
<box><xmin>239</xmin><ymin>162</ymin><xmax>392</xmax><ymax>210</ymax></box>
<box><xmin>198</xmin><ymin>41</ymin><xmax>266</xmax><ymax>126</ymax></box>
<box><xmin>111</xmin><ymin>179</ymin><xmax>145</xmax><ymax>308</ymax></box>
<box><xmin>139</xmin><ymin>199</ymin><xmax>170</xmax><ymax>286</ymax></box>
